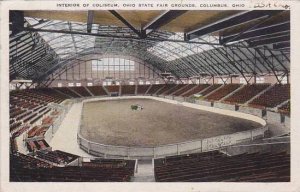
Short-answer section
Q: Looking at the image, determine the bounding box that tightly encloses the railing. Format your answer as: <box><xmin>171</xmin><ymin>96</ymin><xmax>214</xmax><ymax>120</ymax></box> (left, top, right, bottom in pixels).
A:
<box><xmin>77</xmin><ymin>96</ymin><xmax>268</xmax><ymax>159</ymax></box>
<box><xmin>44</xmin><ymin>100</ymin><xmax>74</xmax><ymax>143</ymax></box>
<box><xmin>219</xmin><ymin>141</ymin><xmax>290</xmax><ymax>156</ymax></box>
<box><xmin>78</xmin><ymin>126</ymin><xmax>268</xmax><ymax>159</ymax></box>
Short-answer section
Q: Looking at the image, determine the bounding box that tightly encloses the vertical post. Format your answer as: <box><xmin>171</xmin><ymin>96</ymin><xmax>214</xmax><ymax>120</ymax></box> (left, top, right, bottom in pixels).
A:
<box><xmin>200</xmin><ymin>139</ymin><xmax>203</xmax><ymax>152</ymax></box>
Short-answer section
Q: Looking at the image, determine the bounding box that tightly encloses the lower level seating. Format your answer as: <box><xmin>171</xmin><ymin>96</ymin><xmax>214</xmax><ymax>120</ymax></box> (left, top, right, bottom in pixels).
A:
<box><xmin>10</xmin><ymin>153</ymin><xmax>135</xmax><ymax>182</ymax></box>
<box><xmin>278</xmin><ymin>101</ymin><xmax>290</xmax><ymax>114</ymax></box>
<box><xmin>163</xmin><ymin>84</ymin><xmax>186</xmax><ymax>95</ymax></box>
<box><xmin>54</xmin><ymin>87</ymin><xmax>81</xmax><ymax>98</ymax></box>
<box><xmin>86</xmin><ymin>86</ymin><xmax>108</xmax><ymax>96</ymax></box>
<box><xmin>250</xmin><ymin>84</ymin><xmax>290</xmax><ymax>108</ymax></box>
<box><xmin>69</xmin><ymin>87</ymin><xmax>92</xmax><ymax>97</ymax></box>
<box><xmin>26</xmin><ymin>139</ymin><xmax>50</xmax><ymax>152</ymax></box>
<box><xmin>154</xmin><ymin>151</ymin><xmax>290</xmax><ymax>182</ymax></box>
<box><xmin>224</xmin><ymin>84</ymin><xmax>270</xmax><ymax>104</ymax></box>
<box><xmin>156</xmin><ymin>84</ymin><xmax>177</xmax><ymax>95</ymax></box>
<box><xmin>173</xmin><ymin>84</ymin><xmax>197</xmax><ymax>96</ymax></box>
<box><xmin>136</xmin><ymin>85</ymin><xmax>151</xmax><ymax>94</ymax></box>
<box><xmin>121</xmin><ymin>85</ymin><xmax>136</xmax><ymax>95</ymax></box>
<box><xmin>146</xmin><ymin>84</ymin><xmax>164</xmax><ymax>94</ymax></box>
<box><xmin>181</xmin><ymin>84</ymin><xmax>210</xmax><ymax>97</ymax></box>
<box><xmin>36</xmin><ymin>150</ymin><xmax>79</xmax><ymax>165</ymax></box>
<box><xmin>205</xmin><ymin>84</ymin><xmax>241</xmax><ymax>101</ymax></box>
<box><xmin>105</xmin><ymin>85</ymin><xmax>120</xmax><ymax>93</ymax></box>
<box><xmin>200</xmin><ymin>84</ymin><xmax>222</xmax><ymax>96</ymax></box>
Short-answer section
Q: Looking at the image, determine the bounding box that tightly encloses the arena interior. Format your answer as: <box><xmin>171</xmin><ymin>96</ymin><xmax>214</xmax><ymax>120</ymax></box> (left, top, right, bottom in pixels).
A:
<box><xmin>9</xmin><ymin>10</ymin><xmax>290</xmax><ymax>182</ymax></box>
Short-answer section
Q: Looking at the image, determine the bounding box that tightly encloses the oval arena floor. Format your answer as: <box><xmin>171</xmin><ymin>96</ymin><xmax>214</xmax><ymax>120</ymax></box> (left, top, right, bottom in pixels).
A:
<box><xmin>80</xmin><ymin>98</ymin><xmax>261</xmax><ymax>147</ymax></box>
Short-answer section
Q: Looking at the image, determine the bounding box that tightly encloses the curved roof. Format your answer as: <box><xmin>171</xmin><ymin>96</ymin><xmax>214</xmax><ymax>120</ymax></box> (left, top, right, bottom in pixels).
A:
<box><xmin>9</xmin><ymin>10</ymin><xmax>290</xmax><ymax>83</ymax></box>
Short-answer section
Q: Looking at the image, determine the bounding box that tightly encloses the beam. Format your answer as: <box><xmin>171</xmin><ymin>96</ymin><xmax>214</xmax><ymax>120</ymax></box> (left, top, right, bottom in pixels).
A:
<box><xmin>220</xmin><ymin>22</ymin><xmax>290</xmax><ymax>44</ymax></box>
<box><xmin>264</xmin><ymin>46</ymin><xmax>289</xmax><ymax>73</ymax></box>
<box><xmin>142</xmin><ymin>10</ymin><xmax>188</xmax><ymax>31</ymax></box>
<box><xmin>187</xmin><ymin>10</ymin><xmax>283</xmax><ymax>40</ymax></box>
<box><xmin>273</xmin><ymin>42</ymin><xmax>290</xmax><ymax>50</ymax></box>
<box><xmin>249</xmin><ymin>35</ymin><xmax>290</xmax><ymax>47</ymax></box>
<box><xmin>87</xmin><ymin>11</ymin><xmax>94</xmax><ymax>33</ymax></box>
<box><xmin>21</xmin><ymin>26</ymin><xmax>224</xmax><ymax>46</ymax></box>
<box><xmin>10</xmin><ymin>11</ymin><xmax>24</xmax><ymax>35</ymax></box>
<box><xmin>109</xmin><ymin>10</ymin><xmax>143</xmax><ymax>38</ymax></box>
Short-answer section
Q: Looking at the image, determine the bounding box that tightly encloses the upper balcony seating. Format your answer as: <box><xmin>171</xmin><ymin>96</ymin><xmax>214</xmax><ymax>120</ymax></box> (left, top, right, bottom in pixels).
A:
<box><xmin>205</xmin><ymin>84</ymin><xmax>241</xmax><ymax>101</ymax></box>
<box><xmin>224</xmin><ymin>84</ymin><xmax>270</xmax><ymax>104</ymax></box>
<box><xmin>173</xmin><ymin>84</ymin><xmax>197</xmax><ymax>96</ymax></box>
<box><xmin>249</xmin><ymin>84</ymin><xmax>290</xmax><ymax>108</ymax></box>
<box><xmin>69</xmin><ymin>87</ymin><xmax>91</xmax><ymax>97</ymax></box>
<box><xmin>154</xmin><ymin>151</ymin><xmax>290</xmax><ymax>182</ymax></box>
<box><xmin>86</xmin><ymin>86</ymin><xmax>108</xmax><ymax>96</ymax></box>
<box><xmin>181</xmin><ymin>84</ymin><xmax>210</xmax><ymax>97</ymax></box>
<box><xmin>146</xmin><ymin>84</ymin><xmax>165</xmax><ymax>94</ymax></box>
<box><xmin>156</xmin><ymin>84</ymin><xmax>177</xmax><ymax>95</ymax></box>
<box><xmin>121</xmin><ymin>85</ymin><xmax>136</xmax><ymax>95</ymax></box>
<box><xmin>136</xmin><ymin>85</ymin><xmax>151</xmax><ymax>95</ymax></box>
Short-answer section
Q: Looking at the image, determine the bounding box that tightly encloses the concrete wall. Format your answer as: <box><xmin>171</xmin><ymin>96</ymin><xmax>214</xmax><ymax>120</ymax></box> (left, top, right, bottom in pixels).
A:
<box><xmin>284</xmin><ymin>116</ymin><xmax>290</xmax><ymax>129</ymax></box>
<box><xmin>195</xmin><ymin>100</ymin><xmax>212</xmax><ymax>107</ymax></box>
<box><xmin>239</xmin><ymin>106</ymin><xmax>264</xmax><ymax>117</ymax></box>
<box><xmin>267</xmin><ymin>111</ymin><xmax>282</xmax><ymax>124</ymax></box>
<box><xmin>214</xmin><ymin>102</ymin><xmax>236</xmax><ymax>111</ymax></box>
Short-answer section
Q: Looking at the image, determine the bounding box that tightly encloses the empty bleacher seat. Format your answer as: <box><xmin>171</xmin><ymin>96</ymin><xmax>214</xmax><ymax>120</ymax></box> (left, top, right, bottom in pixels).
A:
<box><xmin>154</xmin><ymin>151</ymin><xmax>290</xmax><ymax>182</ymax></box>
<box><xmin>224</xmin><ymin>84</ymin><xmax>270</xmax><ymax>104</ymax></box>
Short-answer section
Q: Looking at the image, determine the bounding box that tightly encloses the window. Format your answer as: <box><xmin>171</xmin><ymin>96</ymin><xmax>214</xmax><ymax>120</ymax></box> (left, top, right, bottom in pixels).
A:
<box><xmin>102</xmin><ymin>82</ymin><xmax>107</xmax><ymax>86</ymax></box>
<box><xmin>139</xmin><ymin>81</ymin><xmax>144</xmax><ymax>85</ymax></box>
<box><xmin>92</xmin><ymin>58</ymin><xmax>135</xmax><ymax>71</ymax></box>
<box><xmin>87</xmin><ymin>82</ymin><xmax>93</xmax><ymax>86</ymax></box>
<box><xmin>146</xmin><ymin>81</ymin><xmax>151</xmax><ymax>85</ymax></box>
<box><xmin>240</xmin><ymin>78</ymin><xmax>247</xmax><ymax>84</ymax></box>
<box><xmin>256</xmin><ymin>77</ymin><xmax>265</xmax><ymax>84</ymax></box>
<box><xmin>76</xmin><ymin>83</ymin><xmax>81</xmax><ymax>87</ymax></box>
<box><xmin>129</xmin><ymin>81</ymin><xmax>135</xmax><ymax>85</ymax></box>
<box><xmin>116</xmin><ymin>81</ymin><xmax>120</xmax><ymax>85</ymax></box>
<box><xmin>218</xmin><ymin>78</ymin><xmax>227</xmax><ymax>84</ymax></box>
<box><xmin>281</xmin><ymin>76</ymin><xmax>288</xmax><ymax>84</ymax></box>
<box><xmin>68</xmin><ymin>83</ymin><xmax>74</xmax><ymax>87</ymax></box>
<box><xmin>155</xmin><ymin>81</ymin><xmax>160</xmax><ymax>84</ymax></box>
<box><xmin>107</xmin><ymin>81</ymin><xmax>112</xmax><ymax>86</ymax></box>
<box><xmin>57</xmin><ymin>83</ymin><xmax>62</xmax><ymax>87</ymax></box>
<box><xmin>202</xmin><ymin>78</ymin><xmax>210</xmax><ymax>84</ymax></box>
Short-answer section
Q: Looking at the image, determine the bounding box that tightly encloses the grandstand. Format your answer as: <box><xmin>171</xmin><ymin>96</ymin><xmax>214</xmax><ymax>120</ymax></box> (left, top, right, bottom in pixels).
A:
<box><xmin>8</xmin><ymin>10</ymin><xmax>290</xmax><ymax>183</ymax></box>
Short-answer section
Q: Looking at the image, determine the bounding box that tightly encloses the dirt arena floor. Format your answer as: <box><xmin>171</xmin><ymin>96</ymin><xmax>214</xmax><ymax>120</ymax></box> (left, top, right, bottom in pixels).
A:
<box><xmin>80</xmin><ymin>98</ymin><xmax>261</xmax><ymax>147</ymax></box>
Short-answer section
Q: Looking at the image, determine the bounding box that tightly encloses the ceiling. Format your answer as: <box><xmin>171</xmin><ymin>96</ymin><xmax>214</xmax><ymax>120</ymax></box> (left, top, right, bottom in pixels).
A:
<box><xmin>9</xmin><ymin>10</ymin><xmax>290</xmax><ymax>85</ymax></box>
